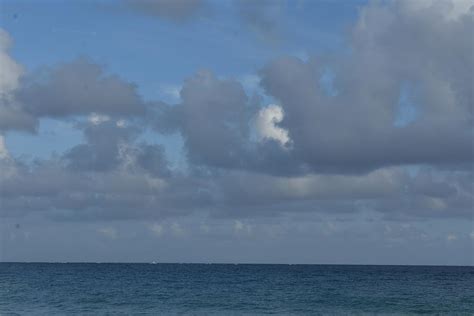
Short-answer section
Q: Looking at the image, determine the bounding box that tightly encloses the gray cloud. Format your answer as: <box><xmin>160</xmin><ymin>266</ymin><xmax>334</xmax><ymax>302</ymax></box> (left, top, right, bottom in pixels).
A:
<box><xmin>149</xmin><ymin>70</ymin><xmax>304</xmax><ymax>176</ymax></box>
<box><xmin>236</xmin><ymin>0</ymin><xmax>285</xmax><ymax>43</ymax></box>
<box><xmin>64</xmin><ymin>120</ymin><xmax>141</xmax><ymax>172</ymax></box>
<box><xmin>258</xmin><ymin>0</ymin><xmax>473</xmax><ymax>173</ymax></box>
<box><xmin>210</xmin><ymin>167</ymin><xmax>473</xmax><ymax>220</ymax></box>
<box><xmin>171</xmin><ymin>70</ymin><xmax>255</xmax><ymax>169</ymax></box>
<box><xmin>0</xmin><ymin>28</ymin><xmax>36</xmax><ymax>132</ymax></box>
<box><xmin>17</xmin><ymin>58</ymin><xmax>146</xmax><ymax>119</ymax></box>
<box><xmin>0</xmin><ymin>51</ymin><xmax>147</xmax><ymax>134</ymax></box>
<box><xmin>127</xmin><ymin>0</ymin><xmax>207</xmax><ymax>22</ymax></box>
<box><xmin>147</xmin><ymin>1</ymin><xmax>473</xmax><ymax>176</ymax></box>
<box><xmin>0</xmin><ymin>103</ymin><xmax>37</xmax><ymax>132</ymax></box>
<box><xmin>124</xmin><ymin>0</ymin><xmax>286</xmax><ymax>42</ymax></box>
<box><xmin>1</xmin><ymin>146</ymin><xmax>472</xmax><ymax>221</ymax></box>
<box><xmin>0</xmin><ymin>137</ymin><xmax>204</xmax><ymax>220</ymax></box>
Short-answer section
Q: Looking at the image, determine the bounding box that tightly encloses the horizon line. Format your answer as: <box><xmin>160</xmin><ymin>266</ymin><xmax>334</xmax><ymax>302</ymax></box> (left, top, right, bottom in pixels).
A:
<box><xmin>1</xmin><ymin>261</ymin><xmax>473</xmax><ymax>267</ymax></box>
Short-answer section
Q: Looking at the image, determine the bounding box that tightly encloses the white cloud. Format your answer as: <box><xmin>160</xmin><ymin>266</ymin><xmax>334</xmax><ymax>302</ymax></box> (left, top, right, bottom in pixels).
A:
<box><xmin>239</xmin><ymin>74</ymin><xmax>261</xmax><ymax>93</ymax></box>
<box><xmin>447</xmin><ymin>234</ymin><xmax>457</xmax><ymax>242</ymax></box>
<box><xmin>0</xmin><ymin>135</ymin><xmax>9</xmax><ymax>159</ymax></box>
<box><xmin>255</xmin><ymin>104</ymin><xmax>290</xmax><ymax>146</ymax></box>
<box><xmin>116</xmin><ymin>119</ymin><xmax>126</xmax><ymax>128</ymax></box>
<box><xmin>234</xmin><ymin>220</ymin><xmax>252</xmax><ymax>235</ymax></box>
<box><xmin>97</xmin><ymin>227</ymin><xmax>118</xmax><ymax>239</ymax></box>
<box><xmin>200</xmin><ymin>223</ymin><xmax>210</xmax><ymax>233</ymax></box>
<box><xmin>322</xmin><ymin>222</ymin><xmax>338</xmax><ymax>236</ymax></box>
<box><xmin>234</xmin><ymin>220</ymin><xmax>244</xmax><ymax>231</ymax></box>
<box><xmin>171</xmin><ymin>222</ymin><xmax>185</xmax><ymax>237</ymax></box>
<box><xmin>88</xmin><ymin>113</ymin><xmax>110</xmax><ymax>125</ymax></box>
<box><xmin>159</xmin><ymin>84</ymin><xmax>181</xmax><ymax>103</ymax></box>
<box><xmin>149</xmin><ymin>223</ymin><xmax>164</xmax><ymax>237</ymax></box>
<box><xmin>0</xmin><ymin>28</ymin><xmax>24</xmax><ymax>98</ymax></box>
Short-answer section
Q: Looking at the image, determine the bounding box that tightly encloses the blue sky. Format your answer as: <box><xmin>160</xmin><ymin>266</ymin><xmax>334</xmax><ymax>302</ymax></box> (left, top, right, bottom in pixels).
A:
<box><xmin>0</xmin><ymin>0</ymin><xmax>472</xmax><ymax>264</ymax></box>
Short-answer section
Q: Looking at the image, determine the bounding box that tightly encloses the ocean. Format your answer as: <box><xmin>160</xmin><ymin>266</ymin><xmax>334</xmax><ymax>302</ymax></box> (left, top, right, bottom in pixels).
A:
<box><xmin>0</xmin><ymin>263</ymin><xmax>473</xmax><ymax>315</ymax></box>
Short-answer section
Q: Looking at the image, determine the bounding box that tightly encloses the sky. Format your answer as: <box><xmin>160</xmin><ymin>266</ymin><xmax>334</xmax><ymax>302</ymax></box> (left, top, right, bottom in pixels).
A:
<box><xmin>0</xmin><ymin>0</ymin><xmax>473</xmax><ymax>265</ymax></box>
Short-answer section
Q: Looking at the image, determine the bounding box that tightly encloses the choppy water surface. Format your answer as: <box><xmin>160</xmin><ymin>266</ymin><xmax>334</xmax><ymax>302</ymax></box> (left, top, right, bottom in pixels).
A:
<box><xmin>1</xmin><ymin>263</ymin><xmax>473</xmax><ymax>315</ymax></box>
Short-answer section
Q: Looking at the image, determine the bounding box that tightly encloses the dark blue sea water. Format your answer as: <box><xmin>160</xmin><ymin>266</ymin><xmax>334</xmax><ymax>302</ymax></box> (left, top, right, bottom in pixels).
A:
<box><xmin>1</xmin><ymin>263</ymin><xmax>473</xmax><ymax>315</ymax></box>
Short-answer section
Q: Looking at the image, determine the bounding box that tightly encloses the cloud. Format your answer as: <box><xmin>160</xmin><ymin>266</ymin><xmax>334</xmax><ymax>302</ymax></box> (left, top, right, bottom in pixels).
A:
<box><xmin>158</xmin><ymin>84</ymin><xmax>182</xmax><ymax>103</ymax></box>
<box><xmin>97</xmin><ymin>227</ymin><xmax>118</xmax><ymax>239</ymax></box>
<box><xmin>210</xmin><ymin>166</ymin><xmax>472</xmax><ymax>219</ymax></box>
<box><xmin>170</xmin><ymin>222</ymin><xmax>185</xmax><ymax>237</ymax></box>
<box><xmin>150</xmin><ymin>70</ymin><xmax>303</xmax><ymax>176</ymax></box>
<box><xmin>0</xmin><ymin>39</ymin><xmax>146</xmax><ymax>133</ymax></box>
<box><xmin>1</xmin><ymin>0</ymin><xmax>473</xmax><ymax>225</ymax></box>
<box><xmin>88</xmin><ymin>113</ymin><xmax>110</xmax><ymax>125</ymax></box>
<box><xmin>149</xmin><ymin>223</ymin><xmax>164</xmax><ymax>237</ymax></box>
<box><xmin>0</xmin><ymin>28</ymin><xmax>23</xmax><ymax>98</ymax></box>
<box><xmin>127</xmin><ymin>0</ymin><xmax>207</xmax><ymax>22</ymax></box>
<box><xmin>64</xmin><ymin>120</ymin><xmax>140</xmax><ymax>172</ymax></box>
<box><xmin>0</xmin><ymin>135</ymin><xmax>9</xmax><ymax>159</ymax></box>
<box><xmin>154</xmin><ymin>0</ymin><xmax>473</xmax><ymax>176</ymax></box>
<box><xmin>233</xmin><ymin>220</ymin><xmax>252</xmax><ymax>235</ymax></box>
<box><xmin>17</xmin><ymin>57</ymin><xmax>146</xmax><ymax>118</ymax></box>
<box><xmin>258</xmin><ymin>0</ymin><xmax>473</xmax><ymax>173</ymax></box>
<box><xmin>0</xmin><ymin>103</ymin><xmax>37</xmax><ymax>133</ymax></box>
<box><xmin>254</xmin><ymin>104</ymin><xmax>290</xmax><ymax>146</ymax></box>
<box><xmin>446</xmin><ymin>233</ymin><xmax>457</xmax><ymax>242</ymax></box>
<box><xmin>1</xmin><ymin>138</ymin><xmax>472</xmax><ymax>223</ymax></box>
<box><xmin>157</xmin><ymin>70</ymin><xmax>256</xmax><ymax>169</ymax></box>
<box><xmin>236</xmin><ymin>0</ymin><xmax>286</xmax><ymax>43</ymax></box>
<box><xmin>0</xmin><ymin>28</ymin><xmax>36</xmax><ymax>133</ymax></box>
<box><xmin>399</xmin><ymin>0</ymin><xmax>473</xmax><ymax>21</ymax></box>
<box><xmin>125</xmin><ymin>0</ymin><xmax>286</xmax><ymax>42</ymax></box>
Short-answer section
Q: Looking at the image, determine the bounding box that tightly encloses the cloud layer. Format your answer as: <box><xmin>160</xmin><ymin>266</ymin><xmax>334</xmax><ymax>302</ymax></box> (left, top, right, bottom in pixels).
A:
<box><xmin>0</xmin><ymin>0</ymin><xmax>473</xmax><ymax>226</ymax></box>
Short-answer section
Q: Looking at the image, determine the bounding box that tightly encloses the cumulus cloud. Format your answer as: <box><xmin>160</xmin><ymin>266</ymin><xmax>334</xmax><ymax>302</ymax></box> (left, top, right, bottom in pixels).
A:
<box><xmin>0</xmin><ymin>29</ymin><xmax>23</xmax><ymax>98</ymax></box>
<box><xmin>17</xmin><ymin>58</ymin><xmax>146</xmax><ymax>118</ymax></box>
<box><xmin>0</xmin><ymin>103</ymin><xmax>37</xmax><ymax>133</ymax></box>
<box><xmin>150</xmin><ymin>70</ymin><xmax>303</xmax><ymax>176</ymax></box>
<box><xmin>155</xmin><ymin>70</ymin><xmax>256</xmax><ymax>169</ymax></box>
<box><xmin>0</xmin><ymin>37</ymin><xmax>147</xmax><ymax>133</ymax></box>
<box><xmin>259</xmin><ymin>0</ymin><xmax>473</xmax><ymax>173</ymax></box>
<box><xmin>151</xmin><ymin>0</ymin><xmax>473</xmax><ymax>177</ymax></box>
<box><xmin>0</xmin><ymin>28</ymin><xmax>36</xmax><ymax>132</ymax></box>
<box><xmin>64</xmin><ymin>120</ymin><xmax>141</xmax><ymax>172</ymax></box>
<box><xmin>255</xmin><ymin>104</ymin><xmax>290</xmax><ymax>147</ymax></box>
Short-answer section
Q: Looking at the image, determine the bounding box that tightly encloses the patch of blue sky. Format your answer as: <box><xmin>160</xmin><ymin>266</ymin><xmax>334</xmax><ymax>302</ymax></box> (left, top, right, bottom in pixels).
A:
<box><xmin>405</xmin><ymin>165</ymin><xmax>421</xmax><ymax>178</ymax></box>
<box><xmin>394</xmin><ymin>82</ymin><xmax>419</xmax><ymax>128</ymax></box>
<box><xmin>319</xmin><ymin>67</ymin><xmax>338</xmax><ymax>97</ymax></box>
<box><xmin>5</xmin><ymin>119</ymin><xmax>83</xmax><ymax>160</ymax></box>
<box><xmin>282</xmin><ymin>0</ymin><xmax>367</xmax><ymax>55</ymax></box>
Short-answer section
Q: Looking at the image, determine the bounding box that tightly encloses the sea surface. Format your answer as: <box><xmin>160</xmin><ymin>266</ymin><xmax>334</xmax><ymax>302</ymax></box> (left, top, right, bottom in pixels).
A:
<box><xmin>0</xmin><ymin>263</ymin><xmax>473</xmax><ymax>315</ymax></box>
